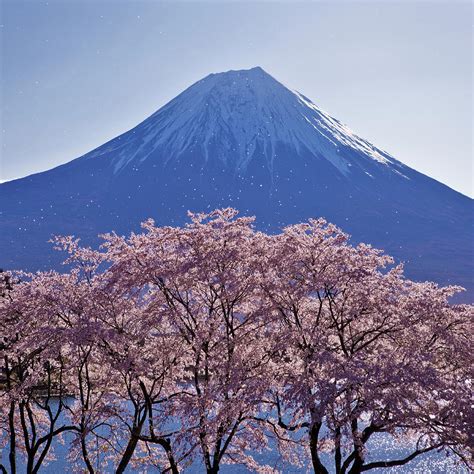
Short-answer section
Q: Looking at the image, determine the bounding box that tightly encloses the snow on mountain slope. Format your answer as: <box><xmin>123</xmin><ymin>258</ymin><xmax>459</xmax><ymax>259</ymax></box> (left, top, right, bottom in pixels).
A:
<box><xmin>1</xmin><ymin>67</ymin><xmax>472</xmax><ymax>300</ymax></box>
<box><xmin>85</xmin><ymin>67</ymin><xmax>397</xmax><ymax>176</ymax></box>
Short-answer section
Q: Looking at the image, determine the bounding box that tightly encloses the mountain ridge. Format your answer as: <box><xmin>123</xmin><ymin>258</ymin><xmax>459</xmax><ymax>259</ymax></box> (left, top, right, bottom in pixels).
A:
<box><xmin>1</xmin><ymin>67</ymin><xmax>472</xmax><ymax>300</ymax></box>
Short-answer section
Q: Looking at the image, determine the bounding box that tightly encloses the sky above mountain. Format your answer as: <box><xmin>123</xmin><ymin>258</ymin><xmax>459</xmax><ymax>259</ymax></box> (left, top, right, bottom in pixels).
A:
<box><xmin>1</xmin><ymin>0</ymin><xmax>472</xmax><ymax>196</ymax></box>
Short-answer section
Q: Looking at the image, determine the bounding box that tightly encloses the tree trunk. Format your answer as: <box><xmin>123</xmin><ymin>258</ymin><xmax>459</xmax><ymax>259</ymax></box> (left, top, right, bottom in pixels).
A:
<box><xmin>334</xmin><ymin>426</ymin><xmax>342</xmax><ymax>474</ymax></box>
<box><xmin>80</xmin><ymin>433</ymin><xmax>95</xmax><ymax>474</ymax></box>
<box><xmin>116</xmin><ymin>433</ymin><xmax>140</xmax><ymax>474</ymax></box>
<box><xmin>158</xmin><ymin>438</ymin><xmax>180</xmax><ymax>474</ymax></box>
<box><xmin>8</xmin><ymin>401</ymin><xmax>16</xmax><ymax>474</ymax></box>
<box><xmin>309</xmin><ymin>422</ymin><xmax>329</xmax><ymax>474</ymax></box>
<box><xmin>347</xmin><ymin>419</ymin><xmax>364</xmax><ymax>474</ymax></box>
<box><xmin>348</xmin><ymin>461</ymin><xmax>363</xmax><ymax>474</ymax></box>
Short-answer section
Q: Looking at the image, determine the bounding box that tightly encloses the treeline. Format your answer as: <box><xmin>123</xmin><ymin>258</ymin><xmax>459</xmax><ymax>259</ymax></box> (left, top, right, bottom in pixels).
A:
<box><xmin>1</xmin><ymin>209</ymin><xmax>472</xmax><ymax>473</ymax></box>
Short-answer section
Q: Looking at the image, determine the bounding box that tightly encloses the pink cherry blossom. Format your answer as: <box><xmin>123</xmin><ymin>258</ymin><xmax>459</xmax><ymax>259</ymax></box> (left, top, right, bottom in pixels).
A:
<box><xmin>1</xmin><ymin>210</ymin><xmax>472</xmax><ymax>473</ymax></box>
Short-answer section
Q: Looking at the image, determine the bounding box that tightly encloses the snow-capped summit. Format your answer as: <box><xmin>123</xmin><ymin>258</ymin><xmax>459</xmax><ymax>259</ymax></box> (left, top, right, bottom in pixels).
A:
<box><xmin>1</xmin><ymin>67</ymin><xmax>472</xmax><ymax>300</ymax></box>
<box><xmin>90</xmin><ymin>67</ymin><xmax>395</xmax><ymax>177</ymax></box>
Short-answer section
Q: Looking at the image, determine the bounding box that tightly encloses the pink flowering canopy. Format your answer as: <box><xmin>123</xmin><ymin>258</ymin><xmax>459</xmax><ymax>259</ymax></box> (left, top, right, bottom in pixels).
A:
<box><xmin>0</xmin><ymin>208</ymin><xmax>472</xmax><ymax>473</ymax></box>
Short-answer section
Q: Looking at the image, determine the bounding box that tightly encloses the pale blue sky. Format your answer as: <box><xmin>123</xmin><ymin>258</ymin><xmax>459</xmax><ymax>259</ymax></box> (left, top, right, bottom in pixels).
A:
<box><xmin>1</xmin><ymin>0</ymin><xmax>472</xmax><ymax>196</ymax></box>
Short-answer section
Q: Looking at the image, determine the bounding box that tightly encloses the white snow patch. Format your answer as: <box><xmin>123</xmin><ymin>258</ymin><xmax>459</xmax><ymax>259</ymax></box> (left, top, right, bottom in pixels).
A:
<box><xmin>94</xmin><ymin>67</ymin><xmax>406</xmax><ymax>181</ymax></box>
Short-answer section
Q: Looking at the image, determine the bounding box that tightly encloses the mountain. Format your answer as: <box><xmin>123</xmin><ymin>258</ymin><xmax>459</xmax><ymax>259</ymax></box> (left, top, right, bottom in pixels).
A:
<box><xmin>1</xmin><ymin>67</ymin><xmax>472</xmax><ymax>299</ymax></box>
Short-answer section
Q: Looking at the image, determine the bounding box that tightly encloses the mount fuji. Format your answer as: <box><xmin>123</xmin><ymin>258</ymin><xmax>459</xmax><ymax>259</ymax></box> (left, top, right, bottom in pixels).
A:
<box><xmin>1</xmin><ymin>67</ymin><xmax>472</xmax><ymax>299</ymax></box>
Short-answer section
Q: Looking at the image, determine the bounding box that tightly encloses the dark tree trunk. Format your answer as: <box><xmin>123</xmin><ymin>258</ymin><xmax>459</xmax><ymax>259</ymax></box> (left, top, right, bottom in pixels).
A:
<box><xmin>80</xmin><ymin>433</ymin><xmax>95</xmax><ymax>474</ymax></box>
<box><xmin>309</xmin><ymin>422</ymin><xmax>329</xmax><ymax>474</ymax></box>
<box><xmin>116</xmin><ymin>434</ymin><xmax>140</xmax><ymax>474</ymax></box>
<box><xmin>348</xmin><ymin>460</ymin><xmax>363</xmax><ymax>474</ymax></box>
<box><xmin>157</xmin><ymin>438</ymin><xmax>180</xmax><ymax>474</ymax></box>
<box><xmin>8</xmin><ymin>401</ymin><xmax>16</xmax><ymax>474</ymax></box>
<box><xmin>334</xmin><ymin>426</ymin><xmax>342</xmax><ymax>474</ymax></box>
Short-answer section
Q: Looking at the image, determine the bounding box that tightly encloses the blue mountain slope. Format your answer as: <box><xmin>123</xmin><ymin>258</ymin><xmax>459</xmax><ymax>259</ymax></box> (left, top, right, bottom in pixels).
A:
<box><xmin>1</xmin><ymin>67</ymin><xmax>472</xmax><ymax>299</ymax></box>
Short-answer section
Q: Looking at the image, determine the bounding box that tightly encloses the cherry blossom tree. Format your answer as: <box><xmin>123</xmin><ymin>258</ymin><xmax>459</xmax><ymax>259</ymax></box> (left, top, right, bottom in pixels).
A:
<box><xmin>0</xmin><ymin>270</ymin><xmax>79</xmax><ymax>474</ymax></box>
<box><xmin>98</xmin><ymin>209</ymin><xmax>276</xmax><ymax>473</ymax></box>
<box><xmin>0</xmin><ymin>257</ymin><xmax>184</xmax><ymax>472</ymax></box>
<box><xmin>1</xmin><ymin>209</ymin><xmax>472</xmax><ymax>474</ymax></box>
<box><xmin>256</xmin><ymin>218</ymin><xmax>473</xmax><ymax>473</ymax></box>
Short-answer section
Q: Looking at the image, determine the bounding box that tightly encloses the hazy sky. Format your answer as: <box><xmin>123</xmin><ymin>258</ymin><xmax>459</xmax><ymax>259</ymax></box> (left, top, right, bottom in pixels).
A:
<box><xmin>1</xmin><ymin>0</ymin><xmax>472</xmax><ymax>196</ymax></box>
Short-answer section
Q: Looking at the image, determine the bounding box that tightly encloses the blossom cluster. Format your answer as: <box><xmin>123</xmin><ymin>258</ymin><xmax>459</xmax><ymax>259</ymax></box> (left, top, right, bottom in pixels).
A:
<box><xmin>1</xmin><ymin>209</ymin><xmax>472</xmax><ymax>473</ymax></box>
